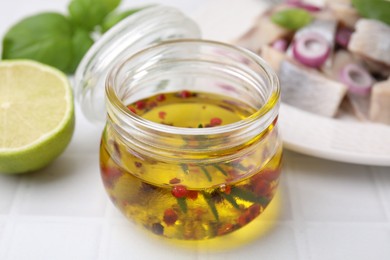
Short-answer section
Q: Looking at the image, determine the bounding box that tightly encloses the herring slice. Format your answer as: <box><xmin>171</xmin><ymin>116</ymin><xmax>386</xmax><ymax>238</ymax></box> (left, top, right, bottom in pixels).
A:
<box><xmin>235</xmin><ymin>15</ymin><xmax>291</xmax><ymax>53</ymax></box>
<box><xmin>279</xmin><ymin>60</ymin><xmax>347</xmax><ymax>117</ymax></box>
<box><xmin>347</xmin><ymin>94</ymin><xmax>371</xmax><ymax>121</ymax></box>
<box><xmin>326</xmin><ymin>2</ymin><xmax>359</xmax><ymax>27</ymax></box>
<box><xmin>370</xmin><ymin>80</ymin><xmax>390</xmax><ymax>125</ymax></box>
<box><xmin>322</xmin><ymin>50</ymin><xmax>360</xmax><ymax>79</ymax></box>
<box><xmin>321</xmin><ymin>51</ymin><xmax>372</xmax><ymax>120</ymax></box>
<box><xmin>348</xmin><ymin>19</ymin><xmax>390</xmax><ymax>66</ymax></box>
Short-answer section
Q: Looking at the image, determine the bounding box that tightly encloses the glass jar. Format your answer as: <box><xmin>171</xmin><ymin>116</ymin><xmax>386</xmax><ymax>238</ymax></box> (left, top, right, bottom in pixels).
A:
<box><xmin>75</xmin><ymin>5</ymin><xmax>282</xmax><ymax>241</ymax></box>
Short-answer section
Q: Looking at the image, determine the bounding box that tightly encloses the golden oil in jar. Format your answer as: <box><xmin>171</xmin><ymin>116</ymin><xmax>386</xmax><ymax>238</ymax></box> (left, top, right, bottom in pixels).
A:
<box><xmin>100</xmin><ymin>90</ymin><xmax>282</xmax><ymax>240</ymax></box>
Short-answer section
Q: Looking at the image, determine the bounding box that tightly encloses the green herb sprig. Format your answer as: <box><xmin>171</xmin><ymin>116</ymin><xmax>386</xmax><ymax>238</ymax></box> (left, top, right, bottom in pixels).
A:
<box><xmin>1</xmin><ymin>0</ymin><xmax>146</xmax><ymax>74</ymax></box>
<box><xmin>352</xmin><ymin>0</ymin><xmax>390</xmax><ymax>25</ymax></box>
<box><xmin>176</xmin><ymin>162</ymin><xmax>270</xmax><ymax>220</ymax></box>
<box><xmin>271</xmin><ymin>8</ymin><xmax>313</xmax><ymax>30</ymax></box>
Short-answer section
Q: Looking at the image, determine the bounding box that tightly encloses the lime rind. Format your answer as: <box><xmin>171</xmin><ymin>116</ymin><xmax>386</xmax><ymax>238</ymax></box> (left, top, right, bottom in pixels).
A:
<box><xmin>0</xmin><ymin>60</ymin><xmax>75</xmax><ymax>174</ymax></box>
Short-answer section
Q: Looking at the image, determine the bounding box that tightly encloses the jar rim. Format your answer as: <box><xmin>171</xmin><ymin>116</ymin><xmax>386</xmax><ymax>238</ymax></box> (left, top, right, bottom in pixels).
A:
<box><xmin>106</xmin><ymin>39</ymin><xmax>280</xmax><ymax>136</ymax></box>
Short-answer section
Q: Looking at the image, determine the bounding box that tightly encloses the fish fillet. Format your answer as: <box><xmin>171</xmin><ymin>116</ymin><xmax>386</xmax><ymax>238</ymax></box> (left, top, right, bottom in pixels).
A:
<box><xmin>349</xmin><ymin>19</ymin><xmax>390</xmax><ymax>66</ymax></box>
<box><xmin>234</xmin><ymin>12</ymin><xmax>291</xmax><ymax>53</ymax></box>
<box><xmin>347</xmin><ymin>94</ymin><xmax>371</xmax><ymax>121</ymax></box>
<box><xmin>370</xmin><ymin>80</ymin><xmax>390</xmax><ymax>125</ymax></box>
<box><xmin>326</xmin><ymin>2</ymin><xmax>359</xmax><ymax>27</ymax></box>
<box><xmin>322</xmin><ymin>50</ymin><xmax>361</xmax><ymax>79</ymax></box>
<box><xmin>322</xmin><ymin>50</ymin><xmax>372</xmax><ymax>120</ymax></box>
<box><xmin>279</xmin><ymin>60</ymin><xmax>347</xmax><ymax>117</ymax></box>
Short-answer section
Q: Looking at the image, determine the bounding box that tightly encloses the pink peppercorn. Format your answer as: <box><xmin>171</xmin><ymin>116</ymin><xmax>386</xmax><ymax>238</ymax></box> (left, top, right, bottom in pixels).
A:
<box><xmin>171</xmin><ymin>185</ymin><xmax>188</xmax><ymax>198</ymax></box>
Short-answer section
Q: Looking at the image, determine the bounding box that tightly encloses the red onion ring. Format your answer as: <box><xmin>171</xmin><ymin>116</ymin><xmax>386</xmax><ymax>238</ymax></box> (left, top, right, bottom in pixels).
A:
<box><xmin>339</xmin><ymin>63</ymin><xmax>374</xmax><ymax>96</ymax></box>
<box><xmin>292</xmin><ymin>33</ymin><xmax>330</xmax><ymax>68</ymax></box>
<box><xmin>286</xmin><ymin>0</ymin><xmax>322</xmax><ymax>12</ymax></box>
<box><xmin>272</xmin><ymin>39</ymin><xmax>288</xmax><ymax>52</ymax></box>
<box><xmin>336</xmin><ymin>27</ymin><xmax>353</xmax><ymax>48</ymax></box>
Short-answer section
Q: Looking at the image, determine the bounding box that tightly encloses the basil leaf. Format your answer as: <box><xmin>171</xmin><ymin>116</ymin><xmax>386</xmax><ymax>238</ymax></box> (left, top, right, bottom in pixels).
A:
<box><xmin>68</xmin><ymin>0</ymin><xmax>121</xmax><ymax>31</ymax></box>
<box><xmin>352</xmin><ymin>0</ymin><xmax>390</xmax><ymax>25</ymax></box>
<box><xmin>102</xmin><ymin>0</ymin><xmax>122</xmax><ymax>12</ymax></box>
<box><xmin>271</xmin><ymin>8</ymin><xmax>313</xmax><ymax>30</ymax></box>
<box><xmin>68</xmin><ymin>28</ymin><xmax>94</xmax><ymax>73</ymax></box>
<box><xmin>101</xmin><ymin>7</ymin><xmax>145</xmax><ymax>33</ymax></box>
<box><xmin>2</xmin><ymin>13</ymin><xmax>73</xmax><ymax>73</ymax></box>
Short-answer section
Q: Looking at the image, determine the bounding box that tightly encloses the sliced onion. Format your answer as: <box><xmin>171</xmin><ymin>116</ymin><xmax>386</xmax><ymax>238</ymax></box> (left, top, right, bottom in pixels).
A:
<box><xmin>339</xmin><ymin>63</ymin><xmax>374</xmax><ymax>96</ymax></box>
<box><xmin>292</xmin><ymin>33</ymin><xmax>330</xmax><ymax>68</ymax></box>
<box><xmin>336</xmin><ymin>27</ymin><xmax>353</xmax><ymax>48</ymax></box>
<box><xmin>286</xmin><ymin>0</ymin><xmax>322</xmax><ymax>12</ymax></box>
<box><xmin>272</xmin><ymin>39</ymin><xmax>288</xmax><ymax>52</ymax></box>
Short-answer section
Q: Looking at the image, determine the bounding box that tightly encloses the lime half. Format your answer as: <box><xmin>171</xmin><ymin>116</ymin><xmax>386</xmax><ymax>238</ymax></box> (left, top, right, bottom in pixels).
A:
<box><xmin>0</xmin><ymin>60</ymin><xmax>75</xmax><ymax>174</ymax></box>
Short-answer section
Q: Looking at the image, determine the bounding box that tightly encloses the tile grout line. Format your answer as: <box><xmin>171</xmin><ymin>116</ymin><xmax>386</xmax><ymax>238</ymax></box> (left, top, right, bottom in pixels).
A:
<box><xmin>96</xmin><ymin>198</ymin><xmax>113</xmax><ymax>260</ymax></box>
<box><xmin>370</xmin><ymin>167</ymin><xmax>390</xmax><ymax>222</ymax></box>
<box><xmin>285</xmin><ymin>159</ymin><xmax>310</xmax><ymax>260</ymax></box>
<box><xmin>0</xmin><ymin>178</ymin><xmax>26</xmax><ymax>260</ymax></box>
<box><xmin>5</xmin><ymin>215</ymin><xmax>108</xmax><ymax>224</ymax></box>
<box><xmin>300</xmin><ymin>221</ymin><xmax>390</xmax><ymax>227</ymax></box>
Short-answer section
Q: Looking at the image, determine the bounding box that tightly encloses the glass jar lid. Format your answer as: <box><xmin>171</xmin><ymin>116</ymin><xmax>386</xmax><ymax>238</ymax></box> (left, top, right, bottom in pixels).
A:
<box><xmin>74</xmin><ymin>5</ymin><xmax>201</xmax><ymax>123</ymax></box>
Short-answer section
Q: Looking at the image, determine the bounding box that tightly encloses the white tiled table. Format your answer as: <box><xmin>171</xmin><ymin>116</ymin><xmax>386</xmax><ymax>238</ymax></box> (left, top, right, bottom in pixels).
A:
<box><xmin>1</xmin><ymin>1</ymin><xmax>390</xmax><ymax>259</ymax></box>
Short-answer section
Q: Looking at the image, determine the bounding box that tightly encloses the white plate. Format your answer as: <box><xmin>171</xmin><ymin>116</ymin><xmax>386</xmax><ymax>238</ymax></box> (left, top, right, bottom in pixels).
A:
<box><xmin>192</xmin><ymin>0</ymin><xmax>390</xmax><ymax>166</ymax></box>
<box><xmin>280</xmin><ymin>104</ymin><xmax>390</xmax><ymax>166</ymax></box>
